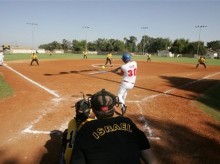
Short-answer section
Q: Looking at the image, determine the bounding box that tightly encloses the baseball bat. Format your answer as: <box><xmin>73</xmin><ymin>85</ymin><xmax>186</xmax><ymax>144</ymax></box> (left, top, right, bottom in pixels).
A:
<box><xmin>88</xmin><ymin>70</ymin><xmax>112</xmax><ymax>75</ymax></box>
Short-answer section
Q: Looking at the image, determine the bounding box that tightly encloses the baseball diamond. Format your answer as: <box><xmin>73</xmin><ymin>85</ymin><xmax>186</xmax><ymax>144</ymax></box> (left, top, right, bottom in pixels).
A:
<box><xmin>0</xmin><ymin>59</ymin><xmax>220</xmax><ymax>164</ymax></box>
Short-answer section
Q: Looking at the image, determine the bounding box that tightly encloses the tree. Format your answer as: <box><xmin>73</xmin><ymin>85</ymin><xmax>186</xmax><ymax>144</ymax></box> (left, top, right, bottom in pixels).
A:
<box><xmin>207</xmin><ymin>40</ymin><xmax>220</xmax><ymax>51</ymax></box>
<box><xmin>148</xmin><ymin>38</ymin><xmax>172</xmax><ymax>53</ymax></box>
<box><xmin>39</xmin><ymin>41</ymin><xmax>62</xmax><ymax>51</ymax></box>
<box><xmin>112</xmin><ymin>39</ymin><xmax>125</xmax><ymax>51</ymax></box>
<box><xmin>170</xmin><ymin>38</ymin><xmax>189</xmax><ymax>54</ymax></box>
<box><xmin>196</xmin><ymin>41</ymin><xmax>207</xmax><ymax>56</ymax></box>
<box><xmin>87</xmin><ymin>42</ymin><xmax>96</xmax><ymax>51</ymax></box>
<box><xmin>72</xmin><ymin>40</ymin><xmax>85</xmax><ymax>52</ymax></box>
<box><xmin>185</xmin><ymin>42</ymin><xmax>198</xmax><ymax>55</ymax></box>
<box><xmin>95</xmin><ymin>38</ymin><xmax>110</xmax><ymax>51</ymax></box>
<box><xmin>62</xmin><ymin>39</ymin><xmax>72</xmax><ymax>51</ymax></box>
<box><xmin>38</xmin><ymin>36</ymin><xmax>215</xmax><ymax>56</ymax></box>
<box><xmin>124</xmin><ymin>36</ymin><xmax>137</xmax><ymax>52</ymax></box>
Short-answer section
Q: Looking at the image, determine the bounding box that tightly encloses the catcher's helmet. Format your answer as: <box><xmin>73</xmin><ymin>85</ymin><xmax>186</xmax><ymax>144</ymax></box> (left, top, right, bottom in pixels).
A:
<box><xmin>75</xmin><ymin>99</ymin><xmax>91</xmax><ymax>118</ymax></box>
<box><xmin>122</xmin><ymin>53</ymin><xmax>131</xmax><ymax>62</ymax></box>
<box><xmin>89</xmin><ymin>89</ymin><xmax>119</xmax><ymax>119</ymax></box>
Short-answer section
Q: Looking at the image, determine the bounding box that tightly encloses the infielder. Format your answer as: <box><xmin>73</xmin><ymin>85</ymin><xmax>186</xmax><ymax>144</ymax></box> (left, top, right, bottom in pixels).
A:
<box><xmin>83</xmin><ymin>51</ymin><xmax>88</xmax><ymax>59</ymax></box>
<box><xmin>30</xmin><ymin>53</ymin><xmax>39</xmax><ymax>65</ymax></box>
<box><xmin>196</xmin><ymin>56</ymin><xmax>206</xmax><ymax>69</ymax></box>
<box><xmin>104</xmin><ymin>51</ymin><xmax>113</xmax><ymax>67</ymax></box>
<box><xmin>112</xmin><ymin>53</ymin><xmax>137</xmax><ymax>115</ymax></box>
<box><xmin>147</xmin><ymin>54</ymin><xmax>151</xmax><ymax>62</ymax></box>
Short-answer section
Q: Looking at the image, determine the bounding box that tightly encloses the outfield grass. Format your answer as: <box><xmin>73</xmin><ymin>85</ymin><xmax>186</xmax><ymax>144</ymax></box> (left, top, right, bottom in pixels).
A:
<box><xmin>3</xmin><ymin>53</ymin><xmax>220</xmax><ymax>66</ymax></box>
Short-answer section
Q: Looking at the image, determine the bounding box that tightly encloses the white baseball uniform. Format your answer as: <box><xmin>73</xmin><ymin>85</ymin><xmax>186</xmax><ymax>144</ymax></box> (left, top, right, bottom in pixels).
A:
<box><xmin>118</xmin><ymin>60</ymin><xmax>137</xmax><ymax>105</ymax></box>
<box><xmin>0</xmin><ymin>52</ymin><xmax>4</xmax><ymax>65</ymax></box>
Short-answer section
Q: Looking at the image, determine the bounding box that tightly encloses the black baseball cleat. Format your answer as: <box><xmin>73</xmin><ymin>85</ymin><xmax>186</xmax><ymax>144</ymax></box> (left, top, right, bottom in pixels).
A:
<box><xmin>121</xmin><ymin>105</ymin><xmax>127</xmax><ymax>116</ymax></box>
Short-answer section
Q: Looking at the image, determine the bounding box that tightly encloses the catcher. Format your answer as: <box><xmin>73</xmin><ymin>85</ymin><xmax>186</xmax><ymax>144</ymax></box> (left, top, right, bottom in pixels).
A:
<box><xmin>61</xmin><ymin>98</ymin><xmax>94</xmax><ymax>164</ymax></box>
<box><xmin>196</xmin><ymin>56</ymin><xmax>206</xmax><ymax>69</ymax></box>
<box><xmin>70</xmin><ymin>89</ymin><xmax>157</xmax><ymax>164</ymax></box>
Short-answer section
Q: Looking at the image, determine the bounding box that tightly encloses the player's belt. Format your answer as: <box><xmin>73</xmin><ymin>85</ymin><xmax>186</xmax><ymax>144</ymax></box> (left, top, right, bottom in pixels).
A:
<box><xmin>123</xmin><ymin>80</ymin><xmax>134</xmax><ymax>84</ymax></box>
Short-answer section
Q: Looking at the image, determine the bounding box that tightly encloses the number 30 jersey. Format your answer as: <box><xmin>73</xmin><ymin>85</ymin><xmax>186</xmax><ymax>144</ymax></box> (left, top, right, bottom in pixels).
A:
<box><xmin>121</xmin><ymin>61</ymin><xmax>137</xmax><ymax>84</ymax></box>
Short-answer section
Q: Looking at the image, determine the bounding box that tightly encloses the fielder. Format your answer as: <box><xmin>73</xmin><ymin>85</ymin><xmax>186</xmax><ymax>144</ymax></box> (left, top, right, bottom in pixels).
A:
<box><xmin>83</xmin><ymin>51</ymin><xmax>88</xmax><ymax>59</ymax></box>
<box><xmin>30</xmin><ymin>53</ymin><xmax>39</xmax><ymax>65</ymax></box>
<box><xmin>61</xmin><ymin>99</ymin><xmax>93</xmax><ymax>164</ymax></box>
<box><xmin>104</xmin><ymin>51</ymin><xmax>113</xmax><ymax>67</ymax></box>
<box><xmin>147</xmin><ymin>53</ymin><xmax>151</xmax><ymax>62</ymax></box>
<box><xmin>112</xmin><ymin>53</ymin><xmax>137</xmax><ymax>115</ymax></box>
<box><xmin>196</xmin><ymin>56</ymin><xmax>206</xmax><ymax>69</ymax></box>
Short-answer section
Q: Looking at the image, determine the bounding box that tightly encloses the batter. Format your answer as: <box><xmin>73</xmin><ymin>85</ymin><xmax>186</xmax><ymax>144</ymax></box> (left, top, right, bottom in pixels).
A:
<box><xmin>113</xmin><ymin>53</ymin><xmax>137</xmax><ymax>115</ymax></box>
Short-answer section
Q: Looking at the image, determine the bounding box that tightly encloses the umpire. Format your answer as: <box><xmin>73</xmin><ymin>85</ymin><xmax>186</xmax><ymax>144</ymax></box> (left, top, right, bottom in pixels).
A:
<box><xmin>70</xmin><ymin>89</ymin><xmax>157</xmax><ymax>164</ymax></box>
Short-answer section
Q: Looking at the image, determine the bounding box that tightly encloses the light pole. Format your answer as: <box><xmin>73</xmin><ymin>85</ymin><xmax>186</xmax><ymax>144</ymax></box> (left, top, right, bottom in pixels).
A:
<box><xmin>82</xmin><ymin>26</ymin><xmax>90</xmax><ymax>52</ymax></box>
<box><xmin>26</xmin><ymin>22</ymin><xmax>38</xmax><ymax>50</ymax></box>
<box><xmin>195</xmin><ymin>25</ymin><xmax>207</xmax><ymax>56</ymax></box>
<box><xmin>141</xmin><ymin>26</ymin><xmax>148</xmax><ymax>55</ymax></box>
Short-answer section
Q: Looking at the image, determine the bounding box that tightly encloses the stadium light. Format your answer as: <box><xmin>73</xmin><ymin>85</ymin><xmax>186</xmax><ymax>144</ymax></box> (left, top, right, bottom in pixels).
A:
<box><xmin>82</xmin><ymin>26</ymin><xmax>90</xmax><ymax>52</ymax></box>
<box><xmin>26</xmin><ymin>22</ymin><xmax>38</xmax><ymax>50</ymax></box>
<box><xmin>195</xmin><ymin>25</ymin><xmax>207</xmax><ymax>56</ymax></box>
<box><xmin>141</xmin><ymin>26</ymin><xmax>148</xmax><ymax>55</ymax></box>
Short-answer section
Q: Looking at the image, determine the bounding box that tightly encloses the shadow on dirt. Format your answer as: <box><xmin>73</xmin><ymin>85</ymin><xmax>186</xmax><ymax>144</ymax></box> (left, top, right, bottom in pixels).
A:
<box><xmin>131</xmin><ymin>114</ymin><xmax>220</xmax><ymax>164</ymax></box>
<box><xmin>40</xmin><ymin>130</ymin><xmax>62</xmax><ymax>164</ymax></box>
<box><xmin>37</xmin><ymin>115</ymin><xmax>220</xmax><ymax>164</ymax></box>
<box><xmin>43</xmin><ymin>69</ymin><xmax>99</xmax><ymax>76</ymax></box>
<box><xmin>0</xmin><ymin>152</ymin><xmax>18</xmax><ymax>164</ymax></box>
<box><xmin>160</xmin><ymin>76</ymin><xmax>220</xmax><ymax>112</ymax></box>
<box><xmin>43</xmin><ymin>68</ymin><xmax>220</xmax><ymax>113</ymax></box>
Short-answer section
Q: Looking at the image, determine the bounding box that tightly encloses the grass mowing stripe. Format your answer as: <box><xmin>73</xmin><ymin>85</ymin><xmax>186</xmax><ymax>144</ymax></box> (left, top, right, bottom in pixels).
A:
<box><xmin>197</xmin><ymin>82</ymin><xmax>220</xmax><ymax>122</ymax></box>
<box><xmin>0</xmin><ymin>75</ymin><xmax>13</xmax><ymax>99</ymax></box>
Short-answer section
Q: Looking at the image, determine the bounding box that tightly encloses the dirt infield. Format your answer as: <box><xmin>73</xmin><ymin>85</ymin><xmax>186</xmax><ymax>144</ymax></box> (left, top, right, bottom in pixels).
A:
<box><xmin>0</xmin><ymin>59</ymin><xmax>220</xmax><ymax>164</ymax></box>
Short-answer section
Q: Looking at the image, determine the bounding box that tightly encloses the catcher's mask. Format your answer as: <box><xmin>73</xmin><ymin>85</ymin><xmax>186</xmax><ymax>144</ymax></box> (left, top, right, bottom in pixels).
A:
<box><xmin>75</xmin><ymin>99</ymin><xmax>91</xmax><ymax>119</ymax></box>
<box><xmin>89</xmin><ymin>89</ymin><xmax>119</xmax><ymax>119</ymax></box>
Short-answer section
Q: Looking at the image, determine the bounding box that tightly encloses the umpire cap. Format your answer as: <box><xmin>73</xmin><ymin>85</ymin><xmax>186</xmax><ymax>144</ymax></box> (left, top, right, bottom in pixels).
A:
<box><xmin>89</xmin><ymin>89</ymin><xmax>119</xmax><ymax>119</ymax></box>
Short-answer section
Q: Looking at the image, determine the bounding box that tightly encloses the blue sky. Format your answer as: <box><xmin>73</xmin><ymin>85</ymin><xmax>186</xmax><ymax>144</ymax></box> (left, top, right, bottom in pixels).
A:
<box><xmin>1</xmin><ymin>0</ymin><xmax>219</xmax><ymax>49</ymax></box>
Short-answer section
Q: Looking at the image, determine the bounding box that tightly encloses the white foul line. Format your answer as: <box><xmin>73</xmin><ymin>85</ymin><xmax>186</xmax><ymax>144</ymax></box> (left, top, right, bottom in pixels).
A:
<box><xmin>5</xmin><ymin>64</ymin><xmax>60</xmax><ymax>98</ymax></box>
<box><xmin>129</xmin><ymin>71</ymin><xmax>220</xmax><ymax>140</ymax></box>
<box><xmin>21</xmin><ymin>69</ymin><xmax>220</xmax><ymax>137</ymax></box>
<box><xmin>136</xmin><ymin>103</ymin><xmax>160</xmax><ymax>140</ymax></box>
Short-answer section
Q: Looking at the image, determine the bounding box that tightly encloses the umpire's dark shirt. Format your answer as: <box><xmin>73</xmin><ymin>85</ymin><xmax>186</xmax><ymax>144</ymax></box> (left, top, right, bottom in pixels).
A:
<box><xmin>70</xmin><ymin>116</ymin><xmax>150</xmax><ymax>164</ymax></box>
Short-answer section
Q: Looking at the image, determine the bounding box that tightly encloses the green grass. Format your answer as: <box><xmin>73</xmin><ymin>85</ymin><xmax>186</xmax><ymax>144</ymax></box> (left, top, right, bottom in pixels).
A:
<box><xmin>4</xmin><ymin>53</ymin><xmax>220</xmax><ymax>66</ymax></box>
<box><xmin>0</xmin><ymin>76</ymin><xmax>13</xmax><ymax>100</ymax></box>
<box><xmin>197</xmin><ymin>82</ymin><xmax>220</xmax><ymax>122</ymax></box>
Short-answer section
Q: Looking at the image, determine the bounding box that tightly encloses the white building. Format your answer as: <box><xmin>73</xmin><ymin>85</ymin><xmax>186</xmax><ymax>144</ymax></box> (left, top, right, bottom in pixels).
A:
<box><xmin>157</xmin><ymin>50</ymin><xmax>174</xmax><ymax>57</ymax></box>
<box><xmin>206</xmin><ymin>49</ymin><xmax>218</xmax><ymax>59</ymax></box>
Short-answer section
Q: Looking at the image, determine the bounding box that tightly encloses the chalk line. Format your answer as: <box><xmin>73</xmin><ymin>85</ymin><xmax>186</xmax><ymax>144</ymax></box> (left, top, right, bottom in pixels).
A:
<box><xmin>5</xmin><ymin>65</ymin><xmax>60</xmax><ymax>98</ymax></box>
<box><xmin>136</xmin><ymin>102</ymin><xmax>160</xmax><ymax>140</ymax></box>
<box><xmin>129</xmin><ymin>71</ymin><xmax>220</xmax><ymax>140</ymax></box>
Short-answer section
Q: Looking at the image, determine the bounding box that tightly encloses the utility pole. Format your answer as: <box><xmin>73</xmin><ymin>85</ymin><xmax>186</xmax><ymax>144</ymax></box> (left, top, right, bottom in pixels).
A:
<box><xmin>141</xmin><ymin>26</ymin><xmax>148</xmax><ymax>55</ymax></box>
<box><xmin>195</xmin><ymin>25</ymin><xmax>207</xmax><ymax>56</ymax></box>
<box><xmin>26</xmin><ymin>22</ymin><xmax>38</xmax><ymax>50</ymax></box>
<box><xmin>82</xmin><ymin>26</ymin><xmax>90</xmax><ymax>52</ymax></box>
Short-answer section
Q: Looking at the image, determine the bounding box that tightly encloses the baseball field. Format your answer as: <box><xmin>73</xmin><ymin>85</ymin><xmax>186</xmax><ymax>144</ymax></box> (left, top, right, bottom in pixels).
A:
<box><xmin>0</xmin><ymin>54</ymin><xmax>220</xmax><ymax>164</ymax></box>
